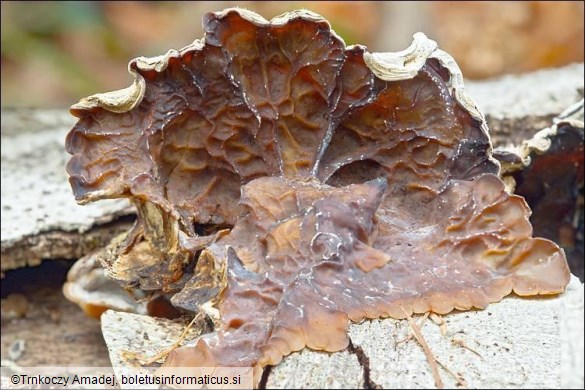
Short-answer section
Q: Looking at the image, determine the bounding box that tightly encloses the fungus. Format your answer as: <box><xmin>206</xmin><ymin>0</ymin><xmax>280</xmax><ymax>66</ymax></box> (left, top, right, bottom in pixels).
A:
<box><xmin>63</xmin><ymin>250</ymin><xmax>147</xmax><ymax>318</ymax></box>
<box><xmin>496</xmin><ymin>100</ymin><xmax>584</xmax><ymax>280</ymax></box>
<box><xmin>65</xmin><ymin>8</ymin><xmax>571</xmax><ymax>385</ymax></box>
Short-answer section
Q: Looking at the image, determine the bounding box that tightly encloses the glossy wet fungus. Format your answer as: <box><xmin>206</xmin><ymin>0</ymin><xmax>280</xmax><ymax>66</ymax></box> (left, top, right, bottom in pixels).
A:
<box><xmin>65</xmin><ymin>8</ymin><xmax>571</xmax><ymax>384</ymax></box>
<box><xmin>512</xmin><ymin>121</ymin><xmax>583</xmax><ymax>280</ymax></box>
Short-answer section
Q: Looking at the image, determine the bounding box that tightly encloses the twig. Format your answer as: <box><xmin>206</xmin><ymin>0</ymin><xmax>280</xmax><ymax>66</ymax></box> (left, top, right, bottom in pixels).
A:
<box><xmin>401</xmin><ymin>306</ymin><xmax>444</xmax><ymax>389</ymax></box>
<box><xmin>396</xmin><ymin>312</ymin><xmax>429</xmax><ymax>344</ymax></box>
<box><xmin>452</xmin><ymin>338</ymin><xmax>483</xmax><ymax>359</ymax></box>
<box><xmin>429</xmin><ymin>313</ymin><xmax>448</xmax><ymax>336</ymax></box>
<box><xmin>435</xmin><ymin>358</ymin><xmax>467</xmax><ymax>387</ymax></box>
<box><xmin>143</xmin><ymin>313</ymin><xmax>202</xmax><ymax>365</ymax></box>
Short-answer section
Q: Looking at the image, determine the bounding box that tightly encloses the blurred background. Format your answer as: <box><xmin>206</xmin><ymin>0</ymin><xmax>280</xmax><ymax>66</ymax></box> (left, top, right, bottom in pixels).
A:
<box><xmin>1</xmin><ymin>1</ymin><xmax>583</xmax><ymax>108</ymax></box>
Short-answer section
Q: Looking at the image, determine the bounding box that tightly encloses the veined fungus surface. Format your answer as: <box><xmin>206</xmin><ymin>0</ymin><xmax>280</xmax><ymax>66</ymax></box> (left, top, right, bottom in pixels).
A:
<box><xmin>65</xmin><ymin>8</ymin><xmax>571</xmax><ymax>385</ymax></box>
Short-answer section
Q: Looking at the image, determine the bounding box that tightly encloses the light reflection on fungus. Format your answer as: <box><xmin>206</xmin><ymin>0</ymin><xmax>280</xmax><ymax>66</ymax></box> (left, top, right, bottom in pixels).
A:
<box><xmin>65</xmin><ymin>8</ymin><xmax>570</xmax><ymax>387</ymax></box>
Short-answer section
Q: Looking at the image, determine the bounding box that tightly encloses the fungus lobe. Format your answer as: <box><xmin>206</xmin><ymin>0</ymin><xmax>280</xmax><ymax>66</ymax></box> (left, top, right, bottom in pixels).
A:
<box><xmin>65</xmin><ymin>8</ymin><xmax>570</xmax><ymax>385</ymax></box>
<box><xmin>496</xmin><ymin>105</ymin><xmax>584</xmax><ymax>281</ymax></box>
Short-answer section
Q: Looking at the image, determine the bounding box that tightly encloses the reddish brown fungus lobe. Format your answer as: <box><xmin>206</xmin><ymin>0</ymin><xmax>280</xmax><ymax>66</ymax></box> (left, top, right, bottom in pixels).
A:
<box><xmin>512</xmin><ymin>122</ymin><xmax>584</xmax><ymax>280</ymax></box>
<box><xmin>65</xmin><ymin>8</ymin><xmax>570</xmax><ymax>384</ymax></box>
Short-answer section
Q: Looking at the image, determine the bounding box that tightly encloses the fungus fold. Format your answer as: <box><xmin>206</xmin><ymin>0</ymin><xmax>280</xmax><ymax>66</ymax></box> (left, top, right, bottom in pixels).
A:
<box><xmin>65</xmin><ymin>8</ymin><xmax>571</xmax><ymax>385</ymax></box>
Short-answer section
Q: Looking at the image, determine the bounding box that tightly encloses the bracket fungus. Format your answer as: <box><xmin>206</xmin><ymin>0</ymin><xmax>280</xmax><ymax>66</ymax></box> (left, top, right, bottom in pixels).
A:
<box><xmin>65</xmin><ymin>8</ymin><xmax>571</xmax><ymax>385</ymax></box>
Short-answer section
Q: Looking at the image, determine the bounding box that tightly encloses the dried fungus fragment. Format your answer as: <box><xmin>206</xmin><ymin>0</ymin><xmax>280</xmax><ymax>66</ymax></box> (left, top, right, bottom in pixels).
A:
<box><xmin>65</xmin><ymin>8</ymin><xmax>571</xmax><ymax>386</ymax></box>
<box><xmin>63</xmin><ymin>250</ymin><xmax>147</xmax><ymax>318</ymax></box>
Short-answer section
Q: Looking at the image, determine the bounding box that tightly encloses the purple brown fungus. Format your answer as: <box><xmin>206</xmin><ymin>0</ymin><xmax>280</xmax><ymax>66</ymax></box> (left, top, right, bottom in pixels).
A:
<box><xmin>65</xmin><ymin>8</ymin><xmax>571</xmax><ymax>385</ymax></box>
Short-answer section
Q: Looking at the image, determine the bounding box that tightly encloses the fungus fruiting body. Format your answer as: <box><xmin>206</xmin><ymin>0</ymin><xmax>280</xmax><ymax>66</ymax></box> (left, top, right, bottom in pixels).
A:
<box><xmin>65</xmin><ymin>8</ymin><xmax>571</xmax><ymax>385</ymax></box>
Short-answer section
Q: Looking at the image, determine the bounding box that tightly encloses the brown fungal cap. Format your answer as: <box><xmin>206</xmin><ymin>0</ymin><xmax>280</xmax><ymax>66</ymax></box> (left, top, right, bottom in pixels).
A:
<box><xmin>65</xmin><ymin>8</ymin><xmax>571</xmax><ymax>385</ymax></box>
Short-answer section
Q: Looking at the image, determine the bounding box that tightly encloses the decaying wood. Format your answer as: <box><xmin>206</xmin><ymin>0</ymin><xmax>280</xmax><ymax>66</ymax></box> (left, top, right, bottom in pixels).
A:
<box><xmin>466</xmin><ymin>63</ymin><xmax>584</xmax><ymax>147</ymax></box>
<box><xmin>100</xmin><ymin>310</ymin><xmax>207</xmax><ymax>370</ymax></box>
<box><xmin>100</xmin><ymin>276</ymin><xmax>583</xmax><ymax>388</ymax></box>
<box><xmin>142</xmin><ymin>313</ymin><xmax>204</xmax><ymax>365</ymax></box>
<box><xmin>0</xmin><ymin>262</ymin><xmax>110</xmax><ymax>367</ymax></box>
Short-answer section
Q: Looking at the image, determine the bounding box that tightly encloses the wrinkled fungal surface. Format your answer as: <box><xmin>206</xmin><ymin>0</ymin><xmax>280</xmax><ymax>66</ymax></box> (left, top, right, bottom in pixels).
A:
<box><xmin>65</xmin><ymin>8</ymin><xmax>571</xmax><ymax>384</ymax></box>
